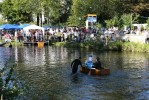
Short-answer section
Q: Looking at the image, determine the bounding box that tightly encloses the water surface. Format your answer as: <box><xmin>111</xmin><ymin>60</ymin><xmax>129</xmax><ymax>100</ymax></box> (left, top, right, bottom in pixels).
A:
<box><xmin>1</xmin><ymin>46</ymin><xmax>149</xmax><ymax>100</ymax></box>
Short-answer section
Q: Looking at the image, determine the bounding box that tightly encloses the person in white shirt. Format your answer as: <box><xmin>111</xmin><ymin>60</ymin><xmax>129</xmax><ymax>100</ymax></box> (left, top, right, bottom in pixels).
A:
<box><xmin>85</xmin><ymin>55</ymin><xmax>93</xmax><ymax>69</ymax></box>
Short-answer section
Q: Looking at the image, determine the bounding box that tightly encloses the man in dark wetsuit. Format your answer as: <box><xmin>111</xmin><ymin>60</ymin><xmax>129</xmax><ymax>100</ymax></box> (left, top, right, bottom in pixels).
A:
<box><xmin>93</xmin><ymin>57</ymin><xmax>104</xmax><ymax>69</ymax></box>
<box><xmin>71</xmin><ymin>57</ymin><xmax>83</xmax><ymax>74</ymax></box>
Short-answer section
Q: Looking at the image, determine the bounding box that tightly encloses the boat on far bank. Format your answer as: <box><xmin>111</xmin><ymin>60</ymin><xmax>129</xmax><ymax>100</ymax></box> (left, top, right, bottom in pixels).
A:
<box><xmin>80</xmin><ymin>66</ymin><xmax>110</xmax><ymax>75</ymax></box>
<box><xmin>23</xmin><ymin>41</ymin><xmax>50</xmax><ymax>46</ymax></box>
<box><xmin>0</xmin><ymin>42</ymin><xmax>6</xmax><ymax>46</ymax></box>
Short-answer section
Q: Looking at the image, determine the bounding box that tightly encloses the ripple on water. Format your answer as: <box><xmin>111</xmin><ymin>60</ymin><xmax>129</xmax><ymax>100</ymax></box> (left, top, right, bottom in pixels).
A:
<box><xmin>1</xmin><ymin>47</ymin><xmax>149</xmax><ymax>99</ymax></box>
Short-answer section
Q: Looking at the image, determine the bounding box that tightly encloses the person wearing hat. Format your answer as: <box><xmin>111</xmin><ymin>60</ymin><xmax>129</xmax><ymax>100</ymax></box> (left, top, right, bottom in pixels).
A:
<box><xmin>93</xmin><ymin>57</ymin><xmax>104</xmax><ymax>69</ymax></box>
<box><xmin>71</xmin><ymin>57</ymin><xmax>83</xmax><ymax>74</ymax></box>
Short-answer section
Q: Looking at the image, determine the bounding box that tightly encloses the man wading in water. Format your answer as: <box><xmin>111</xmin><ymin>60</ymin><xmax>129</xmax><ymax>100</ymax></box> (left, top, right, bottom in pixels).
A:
<box><xmin>71</xmin><ymin>57</ymin><xmax>83</xmax><ymax>74</ymax></box>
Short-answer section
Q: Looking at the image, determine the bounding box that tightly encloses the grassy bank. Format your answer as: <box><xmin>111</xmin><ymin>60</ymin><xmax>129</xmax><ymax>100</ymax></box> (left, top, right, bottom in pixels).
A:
<box><xmin>63</xmin><ymin>41</ymin><xmax>104</xmax><ymax>51</ymax></box>
<box><xmin>107</xmin><ymin>41</ymin><xmax>149</xmax><ymax>52</ymax></box>
<box><xmin>0</xmin><ymin>39</ymin><xmax>25</xmax><ymax>47</ymax></box>
<box><xmin>53</xmin><ymin>41</ymin><xmax>149</xmax><ymax>53</ymax></box>
<box><xmin>3</xmin><ymin>40</ymin><xmax>149</xmax><ymax>53</ymax></box>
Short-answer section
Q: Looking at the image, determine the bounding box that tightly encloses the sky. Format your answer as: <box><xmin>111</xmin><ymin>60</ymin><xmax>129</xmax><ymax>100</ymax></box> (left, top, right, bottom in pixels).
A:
<box><xmin>0</xmin><ymin>0</ymin><xmax>3</xmax><ymax>3</ymax></box>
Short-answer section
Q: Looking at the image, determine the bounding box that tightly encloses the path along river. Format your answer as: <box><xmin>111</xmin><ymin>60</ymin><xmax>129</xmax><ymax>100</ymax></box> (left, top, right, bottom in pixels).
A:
<box><xmin>0</xmin><ymin>46</ymin><xmax>149</xmax><ymax>100</ymax></box>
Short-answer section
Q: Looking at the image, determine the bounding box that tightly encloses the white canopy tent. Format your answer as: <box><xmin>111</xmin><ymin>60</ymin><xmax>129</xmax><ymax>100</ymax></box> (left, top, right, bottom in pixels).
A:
<box><xmin>23</xmin><ymin>24</ymin><xmax>45</xmax><ymax>35</ymax></box>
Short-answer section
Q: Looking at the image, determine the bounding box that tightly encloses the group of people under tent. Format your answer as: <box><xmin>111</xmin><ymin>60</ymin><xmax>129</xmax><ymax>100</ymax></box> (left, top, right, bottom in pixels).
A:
<box><xmin>71</xmin><ymin>55</ymin><xmax>104</xmax><ymax>74</ymax></box>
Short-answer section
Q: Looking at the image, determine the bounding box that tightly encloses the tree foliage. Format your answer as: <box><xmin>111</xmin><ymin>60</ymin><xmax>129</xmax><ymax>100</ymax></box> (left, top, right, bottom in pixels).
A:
<box><xmin>105</xmin><ymin>16</ymin><xmax>120</xmax><ymax>28</ymax></box>
<box><xmin>0</xmin><ymin>4</ymin><xmax>2</xmax><ymax>12</ymax></box>
<box><xmin>146</xmin><ymin>17</ymin><xmax>149</xmax><ymax>29</ymax></box>
<box><xmin>1</xmin><ymin>0</ymin><xmax>149</xmax><ymax>26</ymax></box>
<box><xmin>1</xmin><ymin>0</ymin><xmax>72</xmax><ymax>25</ymax></box>
<box><xmin>44</xmin><ymin>0</ymin><xmax>72</xmax><ymax>25</ymax></box>
<box><xmin>68</xmin><ymin>0</ymin><xmax>126</xmax><ymax>26</ymax></box>
<box><xmin>1</xmin><ymin>0</ymin><xmax>33</xmax><ymax>24</ymax></box>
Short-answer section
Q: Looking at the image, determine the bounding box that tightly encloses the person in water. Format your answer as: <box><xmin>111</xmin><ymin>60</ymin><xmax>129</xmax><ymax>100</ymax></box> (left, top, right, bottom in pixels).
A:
<box><xmin>9</xmin><ymin>43</ymin><xmax>12</xmax><ymax>48</ymax></box>
<box><xmin>93</xmin><ymin>57</ymin><xmax>104</xmax><ymax>69</ymax></box>
<box><xmin>85</xmin><ymin>55</ymin><xmax>93</xmax><ymax>69</ymax></box>
<box><xmin>71</xmin><ymin>57</ymin><xmax>83</xmax><ymax>74</ymax></box>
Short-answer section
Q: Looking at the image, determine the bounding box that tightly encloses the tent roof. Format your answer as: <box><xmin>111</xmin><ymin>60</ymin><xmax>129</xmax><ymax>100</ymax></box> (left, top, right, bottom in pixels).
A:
<box><xmin>23</xmin><ymin>25</ymin><xmax>44</xmax><ymax>30</ymax></box>
<box><xmin>43</xmin><ymin>26</ymin><xmax>50</xmax><ymax>30</ymax></box>
<box><xmin>19</xmin><ymin>24</ymin><xmax>30</xmax><ymax>29</ymax></box>
<box><xmin>0</xmin><ymin>24</ymin><xmax>21</xmax><ymax>30</ymax></box>
<box><xmin>23</xmin><ymin>25</ymin><xmax>45</xmax><ymax>35</ymax></box>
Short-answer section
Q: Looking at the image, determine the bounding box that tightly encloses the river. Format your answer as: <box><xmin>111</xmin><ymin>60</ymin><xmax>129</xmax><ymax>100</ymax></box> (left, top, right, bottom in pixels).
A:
<box><xmin>0</xmin><ymin>46</ymin><xmax>149</xmax><ymax>100</ymax></box>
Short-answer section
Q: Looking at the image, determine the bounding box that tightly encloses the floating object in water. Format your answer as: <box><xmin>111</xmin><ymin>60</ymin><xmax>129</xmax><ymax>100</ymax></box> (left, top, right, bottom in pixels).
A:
<box><xmin>80</xmin><ymin>66</ymin><xmax>110</xmax><ymax>75</ymax></box>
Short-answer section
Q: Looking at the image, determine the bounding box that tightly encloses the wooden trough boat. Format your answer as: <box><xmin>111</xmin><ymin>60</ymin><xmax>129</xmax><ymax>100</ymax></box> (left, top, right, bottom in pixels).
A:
<box><xmin>80</xmin><ymin>66</ymin><xmax>110</xmax><ymax>75</ymax></box>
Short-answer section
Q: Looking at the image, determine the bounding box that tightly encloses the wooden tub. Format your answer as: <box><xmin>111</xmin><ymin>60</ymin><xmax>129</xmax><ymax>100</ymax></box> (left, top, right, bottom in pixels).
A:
<box><xmin>80</xmin><ymin>67</ymin><xmax>110</xmax><ymax>75</ymax></box>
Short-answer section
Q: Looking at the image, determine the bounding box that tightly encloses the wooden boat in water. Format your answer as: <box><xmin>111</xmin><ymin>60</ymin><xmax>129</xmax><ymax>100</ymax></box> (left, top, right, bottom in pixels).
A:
<box><xmin>80</xmin><ymin>66</ymin><xmax>110</xmax><ymax>75</ymax></box>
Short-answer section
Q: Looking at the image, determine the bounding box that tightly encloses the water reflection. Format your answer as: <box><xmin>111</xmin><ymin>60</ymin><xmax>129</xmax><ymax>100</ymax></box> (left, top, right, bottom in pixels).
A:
<box><xmin>1</xmin><ymin>46</ymin><xmax>149</xmax><ymax>99</ymax></box>
<box><xmin>0</xmin><ymin>47</ymin><xmax>15</xmax><ymax>69</ymax></box>
<box><xmin>70</xmin><ymin>73</ymin><xmax>83</xmax><ymax>84</ymax></box>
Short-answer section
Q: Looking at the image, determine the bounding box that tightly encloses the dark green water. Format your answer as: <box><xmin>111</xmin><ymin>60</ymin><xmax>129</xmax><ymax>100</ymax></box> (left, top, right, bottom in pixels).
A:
<box><xmin>1</xmin><ymin>46</ymin><xmax>149</xmax><ymax>100</ymax></box>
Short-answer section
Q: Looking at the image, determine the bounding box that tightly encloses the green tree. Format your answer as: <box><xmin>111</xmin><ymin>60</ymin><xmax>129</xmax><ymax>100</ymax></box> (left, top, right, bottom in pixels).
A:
<box><xmin>42</xmin><ymin>0</ymin><xmax>72</xmax><ymax>25</ymax></box>
<box><xmin>146</xmin><ymin>17</ymin><xmax>149</xmax><ymax>29</ymax></box>
<box><xmin>120</xmin><ymin>13</ymin><xmax>139</xmax><ymax>29</ymax></box>
<box><xmin>1</xmin><ymin>0</ymin><xmax>72</xmax><ymax>25</ymax></box>
<box><xmin>120</xmin><ymin>14</ymin><xmax>132</xmax><ymax>27</ymax></box>
<box><xmin>96</xmin><ymin>22</ymin><xmax>102</xmax><ymax>29</ymax></box>
<box><xmin>1</xmin><ymin>0</ymin><xmax>33</xmax><ymax>24</ymax></box>
<box><xmin>105</xmin><ymin>15</ymin><xmax>120</xmax><ymax>28</ymax></box>
<box><xmin>0</xmin><ymin>3</ymin><xmax>2</xmax><ymax>12</ymax></box>
<box><xmin>68</xmin><ymin>0</ymin><xmax>126</xmax><ymax>26</ymax></box>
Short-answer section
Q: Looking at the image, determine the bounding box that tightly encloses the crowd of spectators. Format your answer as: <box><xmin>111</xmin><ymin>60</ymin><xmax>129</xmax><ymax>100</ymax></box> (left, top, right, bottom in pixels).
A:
<box><xmin>1</xmin><ymin>26</ymin><xmax>149</xmax><ymax>44</ymax></box>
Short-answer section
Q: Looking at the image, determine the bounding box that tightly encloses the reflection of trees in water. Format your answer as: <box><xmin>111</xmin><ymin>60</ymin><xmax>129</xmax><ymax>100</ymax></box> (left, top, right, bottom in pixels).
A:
<box><xmin>0</xmin><ymin>48</ymin><xmax>15</xmax><ymax>69</ymax></box>
<box><xmin>15</xmin><ymin>46</ymin><xmax>70</xmax><ymax>66</ymax></box>
<box><xmin>100</xmin><ymin>51</ymin><xmax>149</xmax><ymax>69</ymax></box>
<box><xmin>0</xmin><ymin>48</ymin><xmax>26</xmax><ymax>99</ymax></box>
<box><xmin>121</xmin><ymin>52</ymin><xmax>148</xmax><ymax>69</ymax></box>
<box><xmin>6</xmin><ymin>46</ymin><xmax>149</xmax><ymax>99</ymax></box>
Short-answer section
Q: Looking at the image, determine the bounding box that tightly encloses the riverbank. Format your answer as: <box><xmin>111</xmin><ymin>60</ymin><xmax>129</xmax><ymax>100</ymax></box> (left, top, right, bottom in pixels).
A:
<box><xmin>3</xmin><ymin>40</ymin><xmax>149</xmax><ymax>53</ymax></box>
<box><xmin>105</xmin><ymin>41</ymin><xmax>149</xmax><ymax>52</ymax></box>
<box><xmin>53</xmin><ymin>41</ymin><xmax>149</xmax><ymax>53</ymax></box>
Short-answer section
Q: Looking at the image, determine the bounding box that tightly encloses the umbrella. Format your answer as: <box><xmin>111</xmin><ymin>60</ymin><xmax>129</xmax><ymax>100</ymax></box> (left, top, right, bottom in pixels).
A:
<box><xmin>0</xmin><ymin>24</ymin><xmax>21</xmax><ymax>30</ymax></box>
